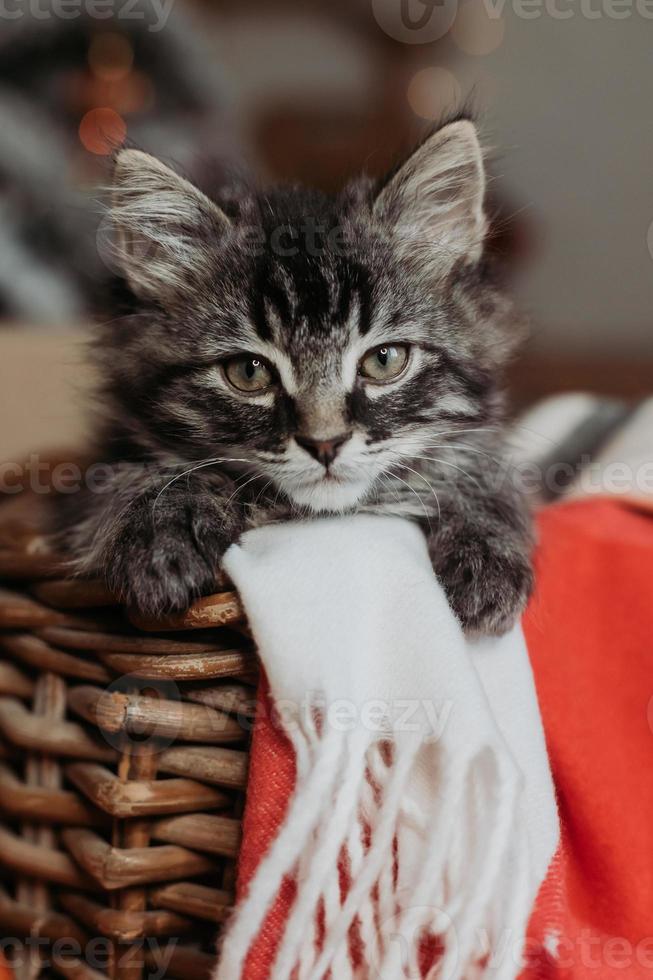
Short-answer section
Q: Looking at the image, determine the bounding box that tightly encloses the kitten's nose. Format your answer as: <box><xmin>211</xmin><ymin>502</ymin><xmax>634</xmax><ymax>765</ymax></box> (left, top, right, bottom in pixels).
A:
<box><xmin>295</xmin><ymin>432</ymin><xmax>352</xmax><ymax>468</ymax></box>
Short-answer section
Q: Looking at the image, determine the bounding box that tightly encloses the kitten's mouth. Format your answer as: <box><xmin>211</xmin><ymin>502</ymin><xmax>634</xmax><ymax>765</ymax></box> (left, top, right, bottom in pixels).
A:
<box><xmin>300</xmin><ymin>470</ymin><xmax>345</xmax><ymax>486</ymax></box>
<box><xmin>283</xmin><ymin>470</ymin><xmax>371</xmax><ymax>514</ymax></box>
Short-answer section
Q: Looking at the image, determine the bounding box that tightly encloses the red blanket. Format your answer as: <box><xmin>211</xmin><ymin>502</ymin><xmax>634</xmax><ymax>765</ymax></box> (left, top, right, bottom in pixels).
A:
<box><xmin>234</xmin><ymin>498</ymin><xmax>653</xmax><ymax>978</ymax></box>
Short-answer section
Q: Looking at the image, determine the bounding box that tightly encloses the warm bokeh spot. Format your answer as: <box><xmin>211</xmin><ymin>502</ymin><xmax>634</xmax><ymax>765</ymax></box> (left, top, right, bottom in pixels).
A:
<box><xmin>78</xmin><ymin>107</ymin><xmax>127</xmax><ymax>155</ymax></box>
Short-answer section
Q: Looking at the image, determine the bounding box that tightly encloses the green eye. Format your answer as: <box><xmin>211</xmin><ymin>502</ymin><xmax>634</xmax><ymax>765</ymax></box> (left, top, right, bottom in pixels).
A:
<box><xmin>224</xmin><ymin>355</ymin><xmax>274</xmax><ymax>393</ymax></box>
<box><xmin>359</xmin><ymin>344</ymin><xmax>409</xmax><ymax>382</ymax></box>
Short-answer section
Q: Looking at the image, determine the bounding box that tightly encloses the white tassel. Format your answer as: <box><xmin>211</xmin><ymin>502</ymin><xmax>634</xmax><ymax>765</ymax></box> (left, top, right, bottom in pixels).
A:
<box><xmin>310</xmin><ymin>735</ymin><xmax>422</xmax><ymax>979</ymax></box>
<box><xmin>215</xmin><ymin>732</ymin><xmax>345</xmax><ymax>979</ymax></box>
<box><xmin>272</xmin><ymin>730</ymin><xmax>369</xmax><ymax>978</ymax></box>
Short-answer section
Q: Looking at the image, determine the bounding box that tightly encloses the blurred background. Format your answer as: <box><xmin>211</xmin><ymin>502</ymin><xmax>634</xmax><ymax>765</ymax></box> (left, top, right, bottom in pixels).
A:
<box><xmin>1</xmin><ymin>0</ymin><xmax>653</xmax><ymax>459</ymax></box>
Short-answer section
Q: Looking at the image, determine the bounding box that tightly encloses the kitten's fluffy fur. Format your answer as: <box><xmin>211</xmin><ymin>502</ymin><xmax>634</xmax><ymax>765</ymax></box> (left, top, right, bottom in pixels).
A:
<box><xmin>62</xmin><ymin>116</ymin><xmax>533</xmax><ymax>634</ymax></box>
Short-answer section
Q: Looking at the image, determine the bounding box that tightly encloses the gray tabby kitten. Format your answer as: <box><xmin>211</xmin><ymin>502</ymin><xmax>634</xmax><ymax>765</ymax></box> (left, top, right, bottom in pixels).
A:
<box><xmin>65</xmin><ymin>116</ymin><xmax>533</xmax><ymax>634</ymax></box>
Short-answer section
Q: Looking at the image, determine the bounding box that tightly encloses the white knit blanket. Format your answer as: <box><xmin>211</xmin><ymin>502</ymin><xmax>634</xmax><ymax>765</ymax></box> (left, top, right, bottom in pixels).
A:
<box><xmin>216</xmin><ymin>514</ymin><xmax>558</xmax><ymax>980</ymax></box>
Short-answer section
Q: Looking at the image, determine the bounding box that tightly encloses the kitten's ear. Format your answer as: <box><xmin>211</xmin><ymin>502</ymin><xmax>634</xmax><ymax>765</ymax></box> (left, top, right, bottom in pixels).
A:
<box><xmin>373</xmin><ymin>120</ymin><xmax>487</xmax><ymax>274</ymax></box>
<box><xmin>110</xmin><ymin>149</ymin><xmax>231</xmax><ymax>303</ymax></box>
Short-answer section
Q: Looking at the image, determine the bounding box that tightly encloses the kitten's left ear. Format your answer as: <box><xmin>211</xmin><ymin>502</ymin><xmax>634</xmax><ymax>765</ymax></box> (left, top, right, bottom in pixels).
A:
<box><xmin>110</xmin><ymin>149</ymin><xmax>231</xmax><ymax>304</ymax></box>
<box><xmin>373</xmin><ymin>120</ymin><xmax>487</xmax><ymax>274</ymax></box>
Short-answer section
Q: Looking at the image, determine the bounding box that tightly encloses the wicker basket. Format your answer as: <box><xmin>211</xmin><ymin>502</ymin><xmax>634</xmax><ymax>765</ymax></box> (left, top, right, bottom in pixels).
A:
<box><xmin>0</xmin><ymin>492</ymin><xmax>255</xmax><ymax>980</ymax></box>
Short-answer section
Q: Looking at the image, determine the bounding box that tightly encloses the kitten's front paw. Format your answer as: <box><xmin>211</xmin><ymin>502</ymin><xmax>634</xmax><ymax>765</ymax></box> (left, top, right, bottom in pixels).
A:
<box><xmin>436</xmin><ymin>538</ymin><xmax>533</xmax><ymax>636</ymax></box>
<box><xmin>105</xmin><ymin>496</ymin><xmax>240</xmax><ymax>618</ymax></box>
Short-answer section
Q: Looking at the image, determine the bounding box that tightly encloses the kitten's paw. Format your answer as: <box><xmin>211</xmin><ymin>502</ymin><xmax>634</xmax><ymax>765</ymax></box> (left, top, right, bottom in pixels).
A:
<box><xmin>107</xmin><ymin>531</ymin><xmax>217</xmax><ymax>617</ymax></box>
<box><xmin>436</xmin><ymin>538</ymin><xmax>533</xmax><ymax>636</ymax></box>
<box><xmin>105</xmin><ymin>496</ymin><xmax>240</xmax><ymax>618</ymax></box>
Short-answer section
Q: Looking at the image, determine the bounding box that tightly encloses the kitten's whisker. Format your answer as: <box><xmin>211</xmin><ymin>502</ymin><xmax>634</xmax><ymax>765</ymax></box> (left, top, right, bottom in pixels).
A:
<box><xmin>422</xmin><ymin>456</ymin><xmax>483</xmax><ymax>489</ymax></box>
<box><xmin>387</xmin><ymin>469</ymin><xmax>433</xmax><ymax>532</ymax></box>
<box><xmin>394</xmin><ymin>463</ymin><xmax>441</xmax><ymax>525</ymax></box>
<box><xmin>153</xmin><ymin>460</ymin><xmax>224</xmax><ymax>509</ymax></box>
<box><xmin>417</xmin><ymin>444</ymin><xmax>502</xmax><ymax>463</ymax></box>
<box><xmin>220</xmin><ymin>473</ymin><xmax>263</xmax><ymax>521</ymax></box>
<box><xmin>373</xmin><ymin>474</ymin><xmax>403</xmax><ymax>515</ymax></box>
<box><xmin>412</xmin><ymin>451</ymin><xmax>506</xmax><ymax>476</ymax></box>
<box><xmin>249</xmin><ymin>478</ymin><xmax>275</xmax><ymax>514</ymax></box>
<box><xmin>413</xmin><ymin>445</ymin><xmax>518</xmax><ymax>477</ymax></box>
<box><xmin>153</xmin><ymin>456</ymin><xmax>252</xmax><ymax>508</ymax></box>
<box><xmin>431</xmin><ymin>420</ymin><xmax>560</xmax><ymax>451</ymax></box>
<box><xmin>429</xmin><ymin>426</ymin><xmax>497</xmax><ymax>439</ymax></box>
<box><xmin>379</xmin><ymin>473</ymin><xmax>402</xmax><ymax>507</ymax></box>
<box><xmin>270</xmin><ymin>481</ymin><xmax>285</xmax><ymax>515</ymax></box>
<box><xmin>387</xmin><ymin>450</ymin><xmax>482</xmax><ymax>491</ymax></box>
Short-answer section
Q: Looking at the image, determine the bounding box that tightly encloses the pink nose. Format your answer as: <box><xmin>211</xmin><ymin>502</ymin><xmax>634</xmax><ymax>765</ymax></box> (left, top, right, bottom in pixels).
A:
<box><xmin>295</xmin><ymin>432</ymin><xmax>352</xmax><ymax>468</ymax></box>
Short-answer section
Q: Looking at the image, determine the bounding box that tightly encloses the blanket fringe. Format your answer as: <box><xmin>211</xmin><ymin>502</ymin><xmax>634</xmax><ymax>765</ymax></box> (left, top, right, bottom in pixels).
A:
<box><xmin>218</xmin><ymin>719</ymin><xmax>530</xmax><ymax>980</ymax></box>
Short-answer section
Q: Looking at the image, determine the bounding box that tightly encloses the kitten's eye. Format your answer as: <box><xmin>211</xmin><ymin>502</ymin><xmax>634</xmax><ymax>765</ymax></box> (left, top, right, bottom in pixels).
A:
<box><xmin>223</xmin><ymin>355</ymin><xmax>274</xmax><ymax>393</ymax></box>
<box><xmin>359</xmin><ymin>344</ymin><xmax>409</xmax><ymax>382</ymax></box>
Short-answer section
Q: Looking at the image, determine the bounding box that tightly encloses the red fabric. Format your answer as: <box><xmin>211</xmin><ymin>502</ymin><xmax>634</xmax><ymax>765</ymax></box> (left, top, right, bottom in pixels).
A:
<box><xmin>521</xmin><ymin>498</ymin><xmax>653</xmax><ymax>979</ymax></box>
<box><xmin>235</xmin><ymin>498</ymin><xmax>653</xmax><ymax>979</ymax></box>
<box><xmin>237</xmin><ymin>686</ymin><xmax>297</xmax><ymax>977</ymax></box>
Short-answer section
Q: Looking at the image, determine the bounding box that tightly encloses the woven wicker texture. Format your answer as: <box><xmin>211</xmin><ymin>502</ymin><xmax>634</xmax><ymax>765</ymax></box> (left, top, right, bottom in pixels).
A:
<box><xmin>0</xmin><ymin>492</ymin><xmax>255</xmax><ymax>980</ymax></box>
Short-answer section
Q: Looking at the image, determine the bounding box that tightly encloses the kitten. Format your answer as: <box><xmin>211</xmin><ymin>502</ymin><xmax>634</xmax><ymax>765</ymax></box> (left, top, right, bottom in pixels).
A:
<box><xmin>63</xmin><ymin>115</ymin><xmax>533</xmax><ymax>635</ymax></box>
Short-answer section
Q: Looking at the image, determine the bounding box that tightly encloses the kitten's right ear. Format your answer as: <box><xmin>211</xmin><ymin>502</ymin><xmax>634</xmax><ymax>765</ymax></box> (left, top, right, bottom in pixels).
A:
<box><xmin>373</xmin><ymin>120</ymin><xmax>487</xmax><ymax>277</ymax></box>
<box><xmin>111</xmin><ymin>149</ymin><xmax>231</xmax><ymax>303</ymax></box>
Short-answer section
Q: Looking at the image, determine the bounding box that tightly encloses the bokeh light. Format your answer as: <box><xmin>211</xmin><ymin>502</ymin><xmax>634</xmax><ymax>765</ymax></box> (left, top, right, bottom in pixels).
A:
<box><xmin>450</xmin><ymin>1</ymin><xmax>505</xmax><ymax>56</ymax></box>
<box><xmin>83</xmin><ymin>72</ymin><xmax>156</xmax><ymax>115</ymax></box>
<box><xmin>88</xmin><ymin>32</ymin><xmax>134</xmax><ymax>82</ymax></box>
<box><xmin>407</xmin><ymin>67</ymin><xmax>461</xmax><ymax>121</ymax></box>
<box><xmin>79</xmin><ymin>107</ymin><xmax>127</xmax><ymax>155</ymax></box>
